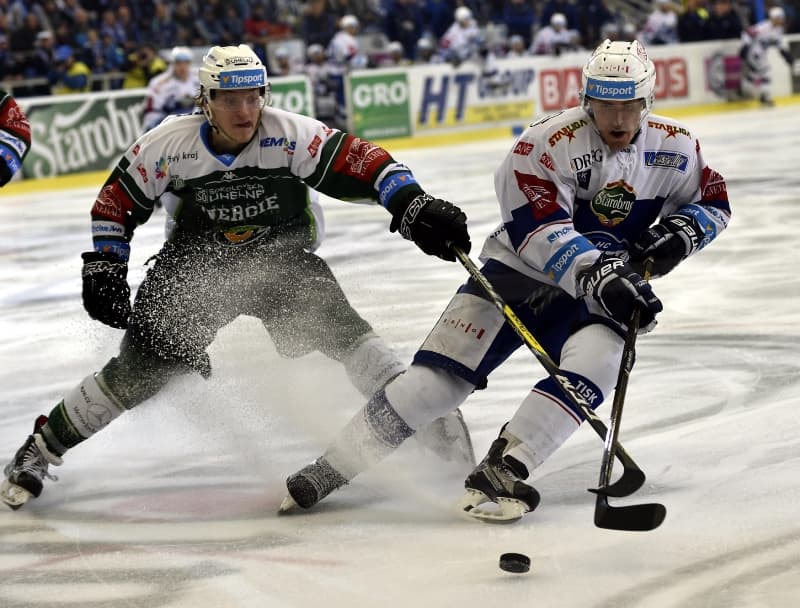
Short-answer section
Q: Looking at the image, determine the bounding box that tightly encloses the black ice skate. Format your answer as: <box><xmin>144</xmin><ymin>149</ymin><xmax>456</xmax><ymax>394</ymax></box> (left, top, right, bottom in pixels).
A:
<box><xmin>414</xmin><ymin>408</ymin><xmax>476</xmax><ymax>468</ymax></box>
<box><xmin>278</xmin><ymin>457</ymin><xmax>348</xmax><ymax>513</ymax></box>
<box><xmin>1</xmin><ymin>416</ymin><xmax>62</xmax><ymax>510</ymax></box>
<box><xmin>456</xmin><ymin>432</ymin><xmax>540</xmax><ymax>523</ymax></box>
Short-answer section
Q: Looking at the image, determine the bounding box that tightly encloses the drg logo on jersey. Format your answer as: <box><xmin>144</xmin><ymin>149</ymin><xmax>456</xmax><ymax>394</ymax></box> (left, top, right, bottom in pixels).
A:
<box><xmin>590</xmin><ymin>180</ymin><xmax>635</xmax><ymax>226</ymax></box>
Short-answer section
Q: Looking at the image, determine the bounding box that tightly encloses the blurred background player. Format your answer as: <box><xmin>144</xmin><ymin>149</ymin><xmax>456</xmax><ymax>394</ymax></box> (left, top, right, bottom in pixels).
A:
<box><xmin>739</xmin><ymin>6</ymin><xmax>793</xmax><ymax>106</ymax></box>
<box><xmin>1</xmin><ymin>44</ymin><xmax>473</xmax><ymax>511</ymax></box>
<box><xmin>530</xmin><ymin>12</ymin><xmax>580</xmax><ymax>56</ymax></box>
<box><xmin>304</xmin><ymin>43</ymin><xmax>337</xmax><ymax>124</ymax></box>
<box><xmin>0</xmin><ymin>89</ymin><xmax>31</xmax><ymax>186</ymax></box>
<box><xmin>439</xmin><ymin>6</ymin><xmax>482</xmax><ymax>66</ymax></box>
<box><xmin>142</xmin><ymin>47</ymin><xmax>200</xmax><ymax>132</ymax></box>
<box><xmin>280</xmin><ymin>39</ymin><xmax>731</xmax><ymax>522</ymax></box>
<box><xmin>326</xmin><ymin>14</ymin><xmax>367</xmax><ymax>129</ymax></box>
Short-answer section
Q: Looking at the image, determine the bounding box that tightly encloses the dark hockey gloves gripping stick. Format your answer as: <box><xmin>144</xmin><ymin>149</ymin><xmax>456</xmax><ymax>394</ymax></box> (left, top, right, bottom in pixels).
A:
<box><xmin>629</xmin><ymin>213</ymin><xmax>702</xmax><ymax>278</ymax></box>
<box><xmin>81</xmin><ymin>251</ymin><xmax>131</xmax><ymax>329</ymax></box>
<box><xmin>389</xmin><ymin>193</ymin><xmax>470</xmax><ymax>261</ymax></box>
<box><xmin>577</xmin><ymin>254</ymin><xmax>662</xmax><ymax>332</ymax></box>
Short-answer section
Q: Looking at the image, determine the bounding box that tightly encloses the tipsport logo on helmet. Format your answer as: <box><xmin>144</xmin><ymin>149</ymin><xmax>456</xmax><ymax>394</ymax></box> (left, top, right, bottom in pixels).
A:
<box><xmin>219</xmin><ymin>69</ymin><xmax>266</xmax><ymax>89</ymax></box>
<box><xmin>586</xmin><ymin>78</ymin><xmax>635</xmax><ymax>100</ymax></box>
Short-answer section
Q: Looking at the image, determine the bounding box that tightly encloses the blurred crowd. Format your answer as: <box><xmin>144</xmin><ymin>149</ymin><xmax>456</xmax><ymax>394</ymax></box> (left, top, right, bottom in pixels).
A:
<box><xmin>0</xmin><ymin>0</ymin><xmax>796</xmax><ymax>98</ymax></box>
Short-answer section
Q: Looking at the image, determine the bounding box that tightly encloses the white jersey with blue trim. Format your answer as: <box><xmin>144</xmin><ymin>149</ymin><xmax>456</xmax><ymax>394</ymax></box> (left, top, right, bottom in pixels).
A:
<box><xmin>481</xmin><ymin>105</ymin><xmax>731</xmax><ymax>297</ymax></box>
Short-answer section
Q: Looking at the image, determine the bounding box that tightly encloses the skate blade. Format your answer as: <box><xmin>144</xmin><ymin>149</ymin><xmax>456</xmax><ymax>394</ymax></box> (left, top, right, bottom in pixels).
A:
<box><xmin>456</xmin><ymin>488</ymin><xmax>529</xmax><ymax>524</ymax></box>
<box><xmin>278</xmin><ymin>494</ymin><xmax>298</xmax><ymax>514</ymax></box>
<box><xmin>1</xmin><ymin>479</ymin><xmax>32</xmax><ymax>510</ymax></box>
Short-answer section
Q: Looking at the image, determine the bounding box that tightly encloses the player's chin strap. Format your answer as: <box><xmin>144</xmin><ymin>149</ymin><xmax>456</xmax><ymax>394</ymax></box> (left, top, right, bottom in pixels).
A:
<box><xmin>450</xmin><ymin>244</ymin><xmax>665</xmax><ymax>531</ymax></box>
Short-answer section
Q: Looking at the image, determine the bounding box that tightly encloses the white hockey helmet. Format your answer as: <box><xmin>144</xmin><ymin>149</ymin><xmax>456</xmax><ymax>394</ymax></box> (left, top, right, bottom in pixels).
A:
<box><xmin>455</xmin><ymin>6</ymin><xmax>472</xmax><ymax>23</ymax></box>
<box><xmin>550</xmin><ymin>12</ymin><xmax>567</xmax><ymax>28</ymax></box>
<box><xmin>580</xmin><ymin>39</ymin><xmax>656</xmax><ymax>118</ymax></box>
<box><xmin>769</xmin><ymin>6</ymin><xmax>785</xmax><ymax>21</ymax></box>
<box><xmin>340</xmin><ymin>14</ymin><xmax>359</xmax><ymax>29</ymax></box>
<box><xmin>199</xmin><ymin>44</ymin><xmax>268</xmax><ymax>96</ymax></box>
<box><xmin>171</xmin><ymin>46</ymin><xmax>192</xmax><ymax>63</ymax></box>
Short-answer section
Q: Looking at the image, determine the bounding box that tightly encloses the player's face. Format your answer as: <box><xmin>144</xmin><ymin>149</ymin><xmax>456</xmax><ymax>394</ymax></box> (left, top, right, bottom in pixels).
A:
<box><xmin>173</xmin><ymin>60</ymin><xmax>191</xmax><ymax>80</ymax></box>
<box><xmin>588</xmin><ymin>98</ymin><xmax>645</xmax><ymax>151</ymax></box>
<box><xmin>207</xmin><ymin>89</ymin><xmax>264</xmax><ymax>147</ymax></box>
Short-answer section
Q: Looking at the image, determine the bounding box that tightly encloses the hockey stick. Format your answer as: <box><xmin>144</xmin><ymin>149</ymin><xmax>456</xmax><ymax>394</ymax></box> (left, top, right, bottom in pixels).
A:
<box><xmin>588</xmin><ymin>259</ymin><xmax>666</xmax><ymax>531</ymax></box>
<box><xmin>451</xmin><ymin>246</ymin><xmax>645</xmax><ymax>498</ymax></box>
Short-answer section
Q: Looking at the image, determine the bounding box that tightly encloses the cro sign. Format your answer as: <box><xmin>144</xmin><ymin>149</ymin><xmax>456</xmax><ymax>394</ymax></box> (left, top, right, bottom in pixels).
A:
<box><xmin>538</xmin><ymin>58</ymin><xmax>688</xmax><ymax>112</ymax></box>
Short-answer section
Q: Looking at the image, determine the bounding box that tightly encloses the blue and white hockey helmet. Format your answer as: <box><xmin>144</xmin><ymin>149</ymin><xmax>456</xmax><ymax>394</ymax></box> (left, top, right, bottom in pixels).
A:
<box><xmin>580</xmin><ymin>39</ymin><xmax>656</xmax><ymax>115</ymax></box>
<box><xmin>199</xmin><ymin>44</ymin><xmax>268</xmax><ymax>95</ymax></box>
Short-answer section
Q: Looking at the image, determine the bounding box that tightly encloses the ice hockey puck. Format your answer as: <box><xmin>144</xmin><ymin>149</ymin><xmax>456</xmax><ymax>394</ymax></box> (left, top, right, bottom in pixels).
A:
<box><xmin>499</xmin><ymin>552</ymin><xmax>531</xmax><ymax>573</ymax></box>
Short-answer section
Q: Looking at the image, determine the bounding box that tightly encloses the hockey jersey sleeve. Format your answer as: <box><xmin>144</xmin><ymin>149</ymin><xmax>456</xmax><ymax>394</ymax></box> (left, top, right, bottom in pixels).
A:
<box><xmin>494</xmin><ymin>133</ymin><xmax>600</xmax><ymax>297</ymax></box>
<box><xmin>290</xmin><ymin>115</ymin><xmax>425</xmax><ymax>213</ymax></box>
<box><xmin>658</xmin><ymin>138</ymin><xmax>731</xmax><ymax>253</ymax></box>
<box><xmin>0</xmin><ymin>90</ymin><xmax>31</xmax><ymax>186</ymax></box>
<box><xmin>89</xmin><ymin>137</ymin><xmax>165</xmax><ymax>261</ymax></box>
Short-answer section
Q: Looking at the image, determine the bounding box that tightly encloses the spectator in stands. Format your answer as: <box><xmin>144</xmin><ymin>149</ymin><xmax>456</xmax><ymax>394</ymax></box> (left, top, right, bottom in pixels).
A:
<box><xmin>0</xmin><ymin>35</ymin><xmax>16</xmax><ymax>82</ymax></box>
<box><xmin>99</xmin><ymin>9</ymin><xmax>126</xmax><ymax>50</ymax></box>
<box><xmin>501</xmin><ymin>0</ymin><xmax>536</xmax><ymax>48</ymax></box>
<box><xmin>706</xmin><ymin>0</ymin><xmax>743</xmax><ymax>40</ymax></box>
<box><xmin>415</xmin><ymin>36</ymin><xmax>444</xmax><ymax>63</ymax></box>
<box><xmin>678</xmin><ymin>0</ymin><xmax>709</xmax><ymax>41</ymax></box>
<box><xmin>304</xmin><ymin>42</ymin><xmax>337</xmax><ymax>122</ymax></box>
<box><xmin>9</xmin><ymin>12</ymin><xmax>43</xmax><ymax>53</ymax></box>
<box><xmin>301</xmin><ymin>0</ymin><xmax>339</xmax><ymax>49</ymax></box>
<box><xmin>581</xmin><ymin>0</ymin><xmax>617</xmax><ymax>49</ymax></box>
<box><xmin>172</xmin><ymin>1</ymin><xmax>201</xmax><ymax>47</ymax></box>
<box><xmin>270</xmin><ymin>46</ymin><xmax>303</xmax><ymax>77</ymax></box>
<box><xmin>148</xmin><ymin>3</ymin><xmax>179</xmax><ymax>50</ymax></box>
<box><xmin>439</xmin><ymin>5</ymin><xmax>482</xmax><ymax>66</ymax></box>
<box><xmin>122</xmin><ymin>43</ymin><xmax>166</xmax><ymax>89</ymax></box>
<box><xmin>21</xmin><ymin>29</ymin><xmax>56</xmax><ymax>96</ymax></box>
<box><xmin>505</xmin><ymin>34</ymin><xmax>528</xmax><ymax>58</ymax></box>
<box><xmin>116</xmin><ymin>5</ymin><xmax>142</xmax><ymax>54</ymax></box>
<box><xmin>423</xmin><ymin>0</ymin><xmax>458</xmax><ymax>40</ymax></box>
<box><xmin>530</xmin><ymin>12</ymin><xmax>580</xmax><ymax>56</ymax></box>
<box><xmin>384</xmin><ymin>0</ymin><xmax>425</xmax><ymax>61</ymax></box>
<box><xmin>244</xmin><ymin>3</ymin><xmax>291</xmax><ymax>61</ymax></box>
<box><xmin>379</xmin><ymin>40</ymin><xmax>412</xmax><ymax>66</ymax></box>
<box><xmin>51</xmin><ymin>44</ymin><xmax>91</xmax><ymax>94</ymax></box>
<box><xmin>220</xmin><ymin>5</ymin><xmax>245</xmax><ymax>45</ymax></box>
<box><xmin>539</xmin><ymin>0</ymin><xmax>580</xmax><ymax>31</ymax></box>
<box><xmin>640</xmin><ymin>0</ymin><xmax>680</xmax><ymax>45</ymax></box>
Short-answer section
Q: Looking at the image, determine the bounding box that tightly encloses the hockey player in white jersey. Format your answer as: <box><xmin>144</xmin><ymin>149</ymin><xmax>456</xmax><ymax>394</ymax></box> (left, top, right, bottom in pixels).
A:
<box><xmin>141</xmin><ymin>46</ymin><xmax>200</xmax><ymax>132</ymax></box>
<box><xmin>0</xmin><ymin>44</ymin><xmax>473</xmax><ymax>510</ymax></box>
<box><xmin>738</xmin><ymin>6</ymin><xmax>793</xmax><ymax>106</ymax></box>
<box><xmin>280</xmin><ymin>39</ymin><xmax>731</xmax><ymax>521</ymax></box>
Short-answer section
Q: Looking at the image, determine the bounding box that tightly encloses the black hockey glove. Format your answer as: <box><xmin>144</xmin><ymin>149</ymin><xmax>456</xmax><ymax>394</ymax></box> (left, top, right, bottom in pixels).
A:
<box><xmin>629</xmin><ymin>213</ymin><xmax>702</xmax><ymax>278</ymax></box>
<box><xmin>81</xmin><ymin>251</ymin><xmax>131</xmax><ymax>329</ymax></box>
<box><xmin>577</xmin><ymin>254</ymin><xmax>662</xmax><ymax>332</ymax></box>
<box><xmin>389</xmin><ymin>193</ymin><xmax>470</xmax><ymax>262</ymax></box>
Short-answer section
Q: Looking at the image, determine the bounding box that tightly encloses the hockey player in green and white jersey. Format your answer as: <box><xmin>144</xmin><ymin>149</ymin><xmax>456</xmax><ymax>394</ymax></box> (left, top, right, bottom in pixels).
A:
<box><xmin>1</xmin><ymin>44</ymin><xmax>472</xmax><ymax>510</ymax></box>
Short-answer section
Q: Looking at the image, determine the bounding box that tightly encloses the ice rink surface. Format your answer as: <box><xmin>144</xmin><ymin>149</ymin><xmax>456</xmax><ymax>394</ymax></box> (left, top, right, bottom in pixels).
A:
<box><xmin>1</xmin><ymin>105</ymin><xmax>799</xmax><ymax>607</ymax></box>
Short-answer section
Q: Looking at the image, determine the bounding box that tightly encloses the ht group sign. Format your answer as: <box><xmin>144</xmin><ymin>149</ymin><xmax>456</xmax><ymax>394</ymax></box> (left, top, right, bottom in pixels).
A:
<box><xmin>412</xmin><ymin>60</ymin><xmax>536</xmax><ymax>130</ymax></box>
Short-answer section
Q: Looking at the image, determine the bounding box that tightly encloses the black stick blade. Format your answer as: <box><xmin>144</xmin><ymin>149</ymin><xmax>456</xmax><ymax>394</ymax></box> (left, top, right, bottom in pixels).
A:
<box><xmin>593</xmin><ymin>495</ymin><xmax>666</xmax><ymax>532</ymax></box>
<box><xmin>588</xmin><ymin>467</ymin><xmax>646</xmax><ymax>498</ymax></box>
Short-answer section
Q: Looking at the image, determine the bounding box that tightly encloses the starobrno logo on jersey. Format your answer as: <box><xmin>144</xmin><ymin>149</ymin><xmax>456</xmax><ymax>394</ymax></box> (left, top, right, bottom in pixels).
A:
<box><xmin>590</xmin><ymin>180</ymin><xmax>636</xmax><ymax>226</ymax></box>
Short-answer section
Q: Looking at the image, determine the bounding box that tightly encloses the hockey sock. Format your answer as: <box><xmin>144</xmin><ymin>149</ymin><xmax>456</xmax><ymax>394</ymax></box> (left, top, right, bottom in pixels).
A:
<box><xmin>41</xmin><ymin>372</ymin><xmax>127</xmax><ymax>456</ymax></box>
<box><xmin>341</xmin><ymin>332</ymin><xmax>406</xmax><ymax>398</ymax></box>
